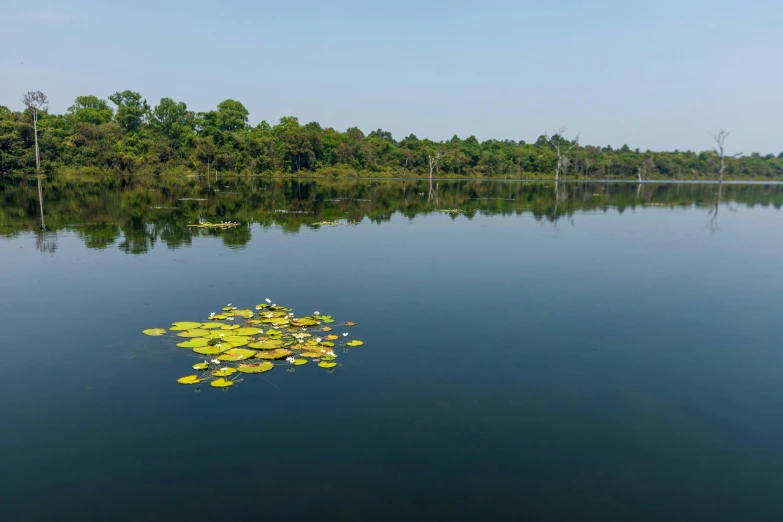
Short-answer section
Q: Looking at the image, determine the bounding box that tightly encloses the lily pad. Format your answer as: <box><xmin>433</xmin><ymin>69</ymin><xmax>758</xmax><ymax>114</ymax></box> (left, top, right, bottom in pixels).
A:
<box><xmin>192</xmin><ymin>362</ymin><xmax>209</xmax><ymax>370</ymax></box>
<box><xmin>217</xmin><ymin>348</ymin><xmax>257</xmax><ymax>362</ymax></box>
<box><xmin>345</xmin><ymin>321</ymin><xmax>357</xmax><ymax>326</ymax></box>
<box><xmin>222</xmin><ymin>336</ymin><xmax>249</xmax><ymax>347</ymax></box>
<box><xmin>300</xmin><ymin>351</ymin><xmax>322</xmax><ymax>358</ymax></box>
<box><xmin>320</xmin><ymin>341</ymin><xmax>335</xmax><ymax>347</ymax></box>
<box><xmin>237</xmin><ymin>362</ymin><xmax>274</xmax><ymax>373</ymax></box>
<box><xmin>193</xmin><ymin>343</ymin><xmax>234</xmax><ymax>355</ymax></box>
<box><xmin>230</xmin><ymin>328</ymin><xmax>262</xmax><ymax>336</ymax></box>
<box><xmin>321</xmin><ymin>327</ymin><xmax>333</xmax><ymax>332</ymax></box>
<box><xmin>248</xmin><ymin>339</ymin><xmax>282</xmax><ymax>349</ymax></box>
<box><xmin>176</xmin><ymin>329</ymin><xmax>211</xmax><ymax>338</ymax></box>
<box><xmin>220</xmin><ymin>324</ymin><xmax>241</xmax><ymax>330</ymax></box>
<box><xmin>293</xmin><ymin>359</ymin><xmax>308</xmax><ymax>366</ymax></box>
<box><xmin>346</xmin><ymin>340</ymin><xmax>364</xmax><ymax>346</ymax></box>
<box><xmin>325</xmin><ymin>334</ymin><xmax>339</xmax><ymax>341</ymax></box>
<box><xmin>200</xmin><ymin>322</ymin><xmax>225</xmax><ymax>329</ymax></box>
<box><xmin>212</xmin><ymin>367</ymin><xmax>238</xmax><ymax>377</ymax></box>
<box><xmin>170</xmin><ymin>322</ymin><xmax>203</xmax><ymax>331</ymax></box>
<box><xmin>176</xmin><ymin>338</ymin><xmax>210</xmax><ymax>348</ymax></box>
<box><xmin>255</xmin><ymin>348</ymin><xmax>293</xmax><ymax>360</ymax></box>
<box><xmin>318</xmin><ymin>362</ymin><xmax>337</xmax><ymax>368</ymax></box>
<box><xmin>210</xmin><ymin>378</ymin><xmax>234</xmax><ymax>388</ymax></box>
<box><xmin>142</xmin><ymin>328</ymin><xmax>167</xmax><ymax>336</ymax></box>
<box><xmin>177</xmin><ymin>375</ymin><xmax>202</xmax><ymax>384</ymax></box>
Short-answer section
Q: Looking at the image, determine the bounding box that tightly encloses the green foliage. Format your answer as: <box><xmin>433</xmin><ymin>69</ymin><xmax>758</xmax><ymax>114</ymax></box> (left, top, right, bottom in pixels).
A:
<box><xmin>2</xmin><ymin>91</ymin><xmax>781</xmax><ymax>179</ymax></box>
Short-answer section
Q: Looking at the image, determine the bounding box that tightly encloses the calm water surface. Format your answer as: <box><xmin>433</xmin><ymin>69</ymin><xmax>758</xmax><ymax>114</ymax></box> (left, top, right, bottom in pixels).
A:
<box><xmin>1</xmin><ymin>179</ymin><xmax>782</xmax><ymax>521</ymax></box>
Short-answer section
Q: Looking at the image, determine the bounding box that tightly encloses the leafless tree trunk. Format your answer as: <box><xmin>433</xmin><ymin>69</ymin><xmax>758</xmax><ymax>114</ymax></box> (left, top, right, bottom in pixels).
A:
<box><xmin>710</xmin><ymin>130</ymin><xmax>742</xmax><ymax>183</ymax></box>
<box><xmin>428</xmin><ymin>151</ymin><xmax>446</xmax><ymax>181</ymax></box>
<box><xmin>22</xmin><ymin>91</ymin><xmax>48</xmax><ymax>170</ymax></box>
<box><xmin>545</xmin><ymin>126</ymin><xmax>579</xmax><ymax>182</ymax></box>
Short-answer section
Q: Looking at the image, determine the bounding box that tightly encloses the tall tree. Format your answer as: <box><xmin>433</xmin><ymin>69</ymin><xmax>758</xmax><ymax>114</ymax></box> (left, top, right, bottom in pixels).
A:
<box><xmin>545</xmin><ymin>126</ymin><xmax>579</xmax><ymax>182</ymax></box>
<box><xmin>710</xmin><ymin>130</ymin><xmax>742</xmax><ymax>183</ymax></box>
<box><xmin>67</xmin><ymin>95</ymin><xmax>114</xmax><ymax>125</ymax></box>
<box><xmin>109</xmin><ymin>90</ymin><xmax>149</xmax><ymax>131</ymax></box>
<box><xmin>22</xmin><ymin>91</ymin><xmax>48</xmax><ymax>170</ymax></box>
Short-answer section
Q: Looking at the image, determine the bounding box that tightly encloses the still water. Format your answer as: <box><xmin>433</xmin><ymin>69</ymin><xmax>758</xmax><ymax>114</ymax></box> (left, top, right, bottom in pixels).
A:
<box><xmin>1</xmin><ymin>178</ymin><xmax>782</xmax><ymax>521</ymax></box>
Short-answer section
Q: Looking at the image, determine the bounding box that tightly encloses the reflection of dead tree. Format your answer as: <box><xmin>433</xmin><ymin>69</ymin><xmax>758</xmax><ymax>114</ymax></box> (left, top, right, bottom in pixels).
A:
<box><xmin>545</xmin><ymin>126</ymin><xmax>579</xmax><ymax>182</ymax></box>
<box><xmin>708</xmin><ymin>130</ymin><xmax>742</xmax><ymax>231</ymax></box>
<box><xmin>428</xmin><ymin>177</ymin><xmax>440</xmax><ymax>204</ymax></box>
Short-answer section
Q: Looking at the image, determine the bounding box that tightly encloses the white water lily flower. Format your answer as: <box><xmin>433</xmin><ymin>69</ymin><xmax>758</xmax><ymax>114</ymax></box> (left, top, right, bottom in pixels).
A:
<box><xmin>227</xmin><ymin>303</ymin><xmax>232</xmax><ymax>306</ymax></box>
<box><xmin>209</xmin><ymin>312</ymin><xmax>215</xmax><ymax>317</ymax></box>
<box><xmin>227</xmin><ymin>317</ymin><xmax>235</xmax><ymax>321</ymax></box>
<box><xmin>321</xmin><ymin>350</ymin><xmax>326</xmax><ymax>354</ymax></box>
<box><xmin>301</xmin><ymin>327</ymin><xmax>306</xmax><ymax>331</ymax></box>
<box><xmin>266</xmin><ymin>313</ymin><xmax>273</xmax><ymax>318</ymax></box>
<box><xmin>231</xmin><ymin>306</ymin><xmax>237</xmax><ymax>310</ymax></box>
<box><xmin>314</xmin><ymin>311</ymin><xmax>320</xmax><ymax>316</ymax></box>
<box><xmin>343</xmin><ymin>333</ymin><xmax>349</xmax><ymax>337</ymax></box>
<box><xmin>327</xmin><ymin>351</ymin><xmax>336</xmax><ymax>357</ymax></box>
<box><xmin>221</xmin><ymin>367</ymin><xmax>230</xmax><ymax>371</ymax></box>
<box><xmin>316</xmin><ymin>337</ymin><xmax>322</xmax><ymax>343</ymax></box>
<box><xmin>271</xmin><ymin>303</ymin><xmax>276</xmax><ymax>308</ymax></box>
<box><xmin>265</xmin><ymin>298</ymin><xmax>271</xmax><ymax>303</ymax></box>
<box><xmin>210</xmin><ymin>359</ymin><xmax>220</xmax><ymax>364</ymax></box>
<box><xmin>288</xmin><ymin>312</ymin><xmax>294</xmax><ymax>316</ymax></box>
<box><xmin>286</xmin><ymin>356</ymin><xmax>296</xmax><ymax>363</ymax></box>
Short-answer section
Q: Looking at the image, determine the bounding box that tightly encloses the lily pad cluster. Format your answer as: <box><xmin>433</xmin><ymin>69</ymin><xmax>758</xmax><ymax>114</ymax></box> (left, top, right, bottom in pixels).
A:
<box><xmin>187</xmin><ymin>221</ymin><xmax>239</xmax><ymax>229</ymax></box>
<box><xmin>143</xmin><ymin>300</ymin><xmax>364</xmax><ymax>390</ymax></box>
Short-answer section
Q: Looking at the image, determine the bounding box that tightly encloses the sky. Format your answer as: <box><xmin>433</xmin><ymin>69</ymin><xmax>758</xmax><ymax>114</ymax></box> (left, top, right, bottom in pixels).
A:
<box><xmin>1</xmin><ymin>0</ymin><xmax>781</xmax><ymax>154</ymax></box>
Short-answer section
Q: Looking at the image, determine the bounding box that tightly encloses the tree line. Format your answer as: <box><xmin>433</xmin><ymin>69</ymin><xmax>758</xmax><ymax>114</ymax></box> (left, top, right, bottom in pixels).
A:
<box><xmin>1</xmin><ymin>91</ymin><xmax>781</xmax><ymax>179</ymax></box>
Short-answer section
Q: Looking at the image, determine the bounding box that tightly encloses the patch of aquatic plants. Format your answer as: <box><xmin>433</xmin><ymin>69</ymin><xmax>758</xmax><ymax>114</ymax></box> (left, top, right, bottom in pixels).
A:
<box><xmin>143</xmin><ymin>299</ymin><xmax>363</xmax><ymax>391</ymax></box>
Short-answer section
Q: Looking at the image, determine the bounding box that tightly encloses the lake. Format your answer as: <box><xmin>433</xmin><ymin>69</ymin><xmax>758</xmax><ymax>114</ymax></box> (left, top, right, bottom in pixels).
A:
<box><xmin>2</xmin><ymin>177</ymin><xmax>783</xmax><ymax>521</ymax></box>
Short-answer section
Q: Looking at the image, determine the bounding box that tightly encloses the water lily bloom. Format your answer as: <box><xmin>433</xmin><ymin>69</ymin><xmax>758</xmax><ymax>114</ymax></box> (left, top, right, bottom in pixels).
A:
<box><xmin>316</xmin><ymin>338</ymin><xmax>322</xmax><ymax>343</ymax></box>
<box><xmin>314</xmin><ymin>311</ymin><xmax>320</xmax><ymax>316</ymax></box>
<box><xmin>210</xmin><ymin>359</ymin><xmax>220</xmax><ymax>364</ymax></box>
<box><xmin>209</xmin><ymin>312</ymin><xmax>215</xmax><ymax>317</ymax></box>
<box><xmin>227</xmin><ymin>317</ymin><xmax>235</xmax><ymax>321</ymax></box>
<box><xmin>227</xmin><ymin>303</ymin><xmax>232</xmax><ymax>306</ymax></box>
<box><xmin>286</xmin><ymin>357</ymin><xmax>295</xmax><ymax>363</ymax></box>
<box><xmin>343</xmin><ymin>333</ymin><xmax>349</xmax><ymax>337</ymax></box>
<box><xmin>265</xmin><ymin>298</ymin><xmax>271</xmax><ymax>303</ymax></box>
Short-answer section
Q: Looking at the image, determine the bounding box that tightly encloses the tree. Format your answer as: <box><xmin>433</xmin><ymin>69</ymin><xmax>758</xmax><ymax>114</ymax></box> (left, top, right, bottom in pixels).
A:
<box><xmin>545</xmin><ymin>126</ymin><xmax>579</xmax><ymax>181</ymax></box>
<box><xmin>109</xmin><ymin>90</ymin><xmax>149</xmax><ymax>131</ymax></box>
<box><xmin>215</xmin><ymin>100</ymin><xmax>249</xmax><ymax>132</ymax></box>
<box><xmin>150</xmin><ymin>97</ymin><xmax>193</xmax><ymax>143</ymax></box>
<box><xmin>67</xmin><ymin>95</ymin><xmax>114</xmax><ymax>125</ymax></box>
<box><xmin>710</xmin><ymin>130</ymin><xmax>742</xmax><ymax>183</ymax></box>
<box><xmin>22</xmin><ymin>90</ymin><xmax>48</xmax><ymax>169</ymax></box>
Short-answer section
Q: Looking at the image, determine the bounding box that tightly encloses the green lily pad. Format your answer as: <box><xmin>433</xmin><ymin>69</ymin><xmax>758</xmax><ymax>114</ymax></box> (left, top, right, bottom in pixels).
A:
<box><xmin>248</xmin><ymin>339</ymin><xmax>283</xmax><ymax>349</ymax></box>
<box><xmin>230</xmin><ymin>328</ymin><xmax>262</xmax><ymax>336</ymax></box>
<box><xmin>346</xmin><ymin>340</ymin><xmax>364</xmax><ymax>346</ymax></box>
<box><xmin>142</xmin><ymin>328</ymin><xmax>167</xmax><ymax>336</ymax></box>
<box><xmin>293</xmin><ymin>359</ymin><xmax>308</xmax><ymax>366</ymax></box>
<box><xmin>193</xmin><ymin>343</ymin><xmax>234</xmax><ymax>355</ymax></box>
<box><xmin>170</xmin><ymin>322</ymin><xmax>203</xmax><ymax>331</ymax></box>
<box><xmin>222</xmin><ymin>336</ymin><xmax>249</xmax><ymax>347</ymax></box>
<box><xmin>320</xmin><ymin>341</ymin><xmax>335</xmax><ymax>347</ymax></box>
<box><xmin>200</xmin><ymin>322</ymin><xmax>225</xmax><ymax>329</ymax></box>
<box><xmin>255</xmin><ymin>348</ymin><xmax>293</xmax><ymax>360</ymax></box>
<box><xmin>212</xmin><ymin>367</ymin><xmax>237</xmax><ymax>377</ymax></box>
<box><xmin>237</xmin><ymin>362</ymin><xmax>274</xmax><ymax>373</ymax></box>
<box><xmin>177</xmin><ymin>375</ymin><xmax>202</xmax><ymax>384</ymax></box>
<box><xmin>318</xmin><ymin>362</ymin><xmax>337</xmax><ymax>368</ymax></box>
<box><xmin>220</xmin><ymin>324</ymin><xmax>241</xmax><ymax>330</ymax></box>
<box><xmin>210</xmin><ymin>378</ymin><xmax>234</xmax><ymax>388</ymax></box>
<box><xmin>192</xmin><ymin>362</ymin><xmax>209</xmax><ymax>371</ymax></box>
<box><xmin>176</xmin><ymin>338</ymin><xmax>210</xmax><ymax>348</ymax></box>
<box><xmin>217</xmin><ymin>348</ymin><xmax>257</xmax><ymax>361</ymax></box>
<box><xmin>176</xmin><ymin>329</ymin><xmax>211</xmax><ymax>338</ymax></box>
<box><xmin>321</xmin><ymin>318</ymin><xmax>335</xmax><ymax>323</ymax></box>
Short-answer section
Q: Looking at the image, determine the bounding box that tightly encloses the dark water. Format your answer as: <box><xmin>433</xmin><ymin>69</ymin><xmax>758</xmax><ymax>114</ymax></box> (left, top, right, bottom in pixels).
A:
<box><xmin>2</xmin><ymin>178</ymin><xmax>783</xmax><ymax>521</ymax></box>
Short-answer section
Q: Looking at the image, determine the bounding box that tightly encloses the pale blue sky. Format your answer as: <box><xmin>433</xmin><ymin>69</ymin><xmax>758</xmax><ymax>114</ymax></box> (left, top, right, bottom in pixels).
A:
<box><xmin>1</xmin><ymin>0</ymin><xmax>780</xmax><ymax>154</ymax></box>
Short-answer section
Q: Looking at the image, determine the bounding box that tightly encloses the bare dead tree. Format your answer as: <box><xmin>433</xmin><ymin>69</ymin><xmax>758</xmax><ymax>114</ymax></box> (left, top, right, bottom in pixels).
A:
<box><xmin>710</xmin><ymin>130</ymin><xmax>743</xmax><ymax>183</ymax></box>
<box><xmin>22</xmin><ymin>91</ymin><xmax>48</xmax><ymax>170</ymax></box>
<box><xmin>545</xmin><ymin>126</ymin><xmax>580</xmax><ymax>182</ymax></box>
<box><xmin>428</xmin><ymin>150</ymin><xmax>447</xmax><ymax>182</ymax></box>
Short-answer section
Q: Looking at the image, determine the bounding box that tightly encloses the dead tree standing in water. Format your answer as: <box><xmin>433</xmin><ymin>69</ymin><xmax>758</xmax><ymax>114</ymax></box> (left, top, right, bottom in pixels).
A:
<box><xmin>545</xmin><ymin>126</ymin><xmax>579</xmax><ymax>182</ymax></box>
<box><xmin>22</xmin><ymin>91</ymin><xmax>48</xmax><ymax>170</ymax></box>
<box><xmin>708</xmin><ymin>130</ymin><xmax>742</xmax><ymax>230</ymax></box>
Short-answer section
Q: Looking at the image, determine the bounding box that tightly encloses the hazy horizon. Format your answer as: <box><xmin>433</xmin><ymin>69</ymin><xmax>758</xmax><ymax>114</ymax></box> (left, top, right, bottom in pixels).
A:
<box><xmin>2</xmin><ymin>0</ymin><xmax>780</xmax><ymax>155</ymax></box>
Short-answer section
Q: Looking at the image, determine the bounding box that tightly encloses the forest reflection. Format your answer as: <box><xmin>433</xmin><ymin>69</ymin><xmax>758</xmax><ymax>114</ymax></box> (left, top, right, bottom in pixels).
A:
<box><xmin>2</xmin><ymin>176</ymin><xmax>780</xmax><ymax>255</ymax></box>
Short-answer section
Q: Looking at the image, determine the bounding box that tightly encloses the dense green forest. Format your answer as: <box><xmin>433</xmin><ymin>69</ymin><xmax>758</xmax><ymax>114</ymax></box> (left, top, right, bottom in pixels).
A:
<box><xmin>3</xmin><ymin>177</ymin><xmax>781</xmax><ymax>254</ymax></box>
<box><xmin>2</xmin><ymin>91</ymin><xmax>782</xmax><ymax>179</ymax></box>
